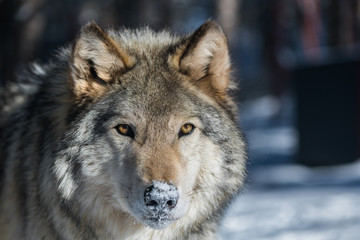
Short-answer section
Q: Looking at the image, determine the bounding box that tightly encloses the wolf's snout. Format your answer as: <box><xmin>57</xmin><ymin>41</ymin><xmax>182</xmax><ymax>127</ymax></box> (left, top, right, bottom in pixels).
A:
<box><xmin>144</xmin><ymin>181</ymin><xmax>179</xmax><ymax>212</ymax></box>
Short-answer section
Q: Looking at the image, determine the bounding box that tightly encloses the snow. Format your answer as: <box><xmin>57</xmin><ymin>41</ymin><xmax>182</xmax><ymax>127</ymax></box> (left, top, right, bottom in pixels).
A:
<box><xmin>219</xmin><ymin>185</ymin><xmax>360</xmax><ymax>240</ymax></box>
<box><xmin>218</xmin><ymin>161</ymin><xmax>360</xmax><ymax>239</ymax></box>
<box><xmin>217</xmin><ymin>94</ymin><xmax>360</xmax><ymax>240</ymax></box>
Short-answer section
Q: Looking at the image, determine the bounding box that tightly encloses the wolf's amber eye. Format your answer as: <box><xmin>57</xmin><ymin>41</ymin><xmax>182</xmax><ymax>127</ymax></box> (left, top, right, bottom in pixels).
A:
<box><xmin>115</xmin><ymin>124</ymin><xmax>135</xmax><ymax>138</ymax></box>
<box><xmin>179</xmin><ymin>123</ymin><xmax>195</xmax><ymax>138</ymax></box>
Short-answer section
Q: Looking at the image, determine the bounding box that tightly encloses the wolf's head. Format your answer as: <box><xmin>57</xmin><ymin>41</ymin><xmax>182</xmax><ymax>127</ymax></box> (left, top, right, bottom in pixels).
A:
<box><xmin>53</xmin><ymin>21</ymin><xmax>246</xmax><ymax>232</ymax></box>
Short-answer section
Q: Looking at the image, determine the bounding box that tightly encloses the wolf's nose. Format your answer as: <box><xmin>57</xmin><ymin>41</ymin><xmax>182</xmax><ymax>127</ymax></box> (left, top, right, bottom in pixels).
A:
<box><xmin>144</xmin><ymin>181</ymin><xmax>179</xmax><ymax>211</ymax></box>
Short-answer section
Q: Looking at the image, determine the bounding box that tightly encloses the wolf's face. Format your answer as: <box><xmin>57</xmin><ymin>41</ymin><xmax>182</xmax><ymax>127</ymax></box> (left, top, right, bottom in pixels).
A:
<box><xmin>54</xmin><ymin>21</ymin><xmax>245</xmax><ymax>230</ymax></box>
<box><xmin>74</xmin><ymin>87</ymin><xmax>211</xmax><ymax>229</ymax></box>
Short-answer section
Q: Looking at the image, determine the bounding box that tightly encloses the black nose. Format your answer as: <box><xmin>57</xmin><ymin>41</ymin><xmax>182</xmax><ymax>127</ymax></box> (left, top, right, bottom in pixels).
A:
<box><xmin>144</xmin><ymin>181</ymin><xmax>179</xmax><ymax>212</ymax></box>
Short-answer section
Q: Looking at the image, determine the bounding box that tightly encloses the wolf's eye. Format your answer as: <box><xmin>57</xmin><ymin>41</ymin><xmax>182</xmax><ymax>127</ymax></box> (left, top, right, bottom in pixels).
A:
<box><xmin>179</xmin><ymin>123</ymin><xmax>195</xmax><ymax>138</ymax></box>
<box><xmin>115</xmin><ymin>124</ymin><xmax>135</xmax><ymax>138</ymax></box>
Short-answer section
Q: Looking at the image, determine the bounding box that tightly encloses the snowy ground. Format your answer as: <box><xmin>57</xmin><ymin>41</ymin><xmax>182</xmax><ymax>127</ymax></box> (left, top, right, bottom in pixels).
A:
<box><xmin>219</xmin><ymin>161</ymin><xmax>360</xmax><ymax>240</ymax></box>
<box><xmin>218</xmin><ymin>95</ymin><xmax>360</xmax><ymax>240</ymax></box>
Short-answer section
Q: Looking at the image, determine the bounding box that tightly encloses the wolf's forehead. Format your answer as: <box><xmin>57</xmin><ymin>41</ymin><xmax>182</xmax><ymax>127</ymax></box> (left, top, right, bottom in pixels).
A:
<box><xmin>100</xmin><ymin>83</ymin><xmax>190</xmax><ymax>119</ymax></box>
<box><xmin>119</xmin><ymin>73</ymin><xmax>187</xmax><ymax>111</ymax></box>
<box><xmin>129</xmin><ymin>89</ymin><xmax>191</xmax><ymax>118</ymax></box>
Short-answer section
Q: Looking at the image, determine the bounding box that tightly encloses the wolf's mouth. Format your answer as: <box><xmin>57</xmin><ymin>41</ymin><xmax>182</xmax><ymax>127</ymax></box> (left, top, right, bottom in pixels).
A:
<box><xmin>142</xmin><ymin>214</ymin><xmax>178</xmax><ymax>229</ymax></box>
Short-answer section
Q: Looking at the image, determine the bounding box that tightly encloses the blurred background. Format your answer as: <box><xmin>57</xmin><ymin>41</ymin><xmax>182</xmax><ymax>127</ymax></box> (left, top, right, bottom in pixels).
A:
<box><xmin>1</xmin><ymin>0</ymin><xmax>359</xmax><ymax>239</ymax></box>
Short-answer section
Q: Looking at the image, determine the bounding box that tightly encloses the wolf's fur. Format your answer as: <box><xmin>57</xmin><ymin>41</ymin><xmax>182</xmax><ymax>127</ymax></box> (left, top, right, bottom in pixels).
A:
<box><xmin>0</xmin><ymin>21</ymin><xmax>247</xmax><ymax>240</ymax></box>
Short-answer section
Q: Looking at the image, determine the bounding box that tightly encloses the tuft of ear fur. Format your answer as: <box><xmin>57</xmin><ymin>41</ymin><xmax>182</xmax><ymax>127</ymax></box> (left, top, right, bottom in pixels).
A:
<box><xmin>170</xmin><ymin>20</ymin><xmax>232</xmax><ymax>99</ymax></box>
<box><xmin>70</xmin><ymin>22</ymin><xmax>136</xmax><ymax>101</ymax></box>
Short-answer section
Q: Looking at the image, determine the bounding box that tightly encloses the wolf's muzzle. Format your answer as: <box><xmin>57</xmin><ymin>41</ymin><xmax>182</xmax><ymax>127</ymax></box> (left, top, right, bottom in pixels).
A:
<box><xmin>144</xmin><ymin>181</ymin><xmax>179</xmax><ymax>212</ymax></box>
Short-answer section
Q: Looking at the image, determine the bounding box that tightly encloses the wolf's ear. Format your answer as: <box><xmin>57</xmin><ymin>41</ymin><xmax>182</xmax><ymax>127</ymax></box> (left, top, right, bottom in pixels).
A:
<box><xmin>170</xmin><ymin>20</ymin><xmax>231</xmax><ymax>98</ymax></box>
<box><xmin>70</xmin><ymin>22</ymin><xmax>136</xmax><ymax>100</ymax></box>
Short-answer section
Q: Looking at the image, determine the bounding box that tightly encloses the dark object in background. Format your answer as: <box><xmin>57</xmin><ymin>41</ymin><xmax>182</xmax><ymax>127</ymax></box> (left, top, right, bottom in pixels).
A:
<box><xmin>293</xmin><ymin>60</ymin><xmax>360</xmax><ymax>166</ymax></box>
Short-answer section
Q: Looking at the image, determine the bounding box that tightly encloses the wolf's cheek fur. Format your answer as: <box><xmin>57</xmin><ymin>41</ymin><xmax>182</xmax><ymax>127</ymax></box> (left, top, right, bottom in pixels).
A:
<box><xmin>53</xmin><ymin>125</ymin><xmax>133</xmax><ymax>205</ymax></box>
<box><xmin>54</xmin><ymin>155</ymin><xmax>79</xmax><ymax>200</ymax></box>
<box><xmin>181</xmin><ymin>135</ymin><xmax>226</xmax><ymax>219</ymax></box>
<box><xmin>177</xmin><ymin>129</ymin><xmax>203</xmax><ymax>193</ymax></box>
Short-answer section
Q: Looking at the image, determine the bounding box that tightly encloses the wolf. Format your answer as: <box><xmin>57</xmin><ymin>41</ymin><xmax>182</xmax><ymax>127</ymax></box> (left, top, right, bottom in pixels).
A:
<box><xmin>0</xmin><ymin>20</ymin><xmax>247</xmax><ymax>239</ymax></box>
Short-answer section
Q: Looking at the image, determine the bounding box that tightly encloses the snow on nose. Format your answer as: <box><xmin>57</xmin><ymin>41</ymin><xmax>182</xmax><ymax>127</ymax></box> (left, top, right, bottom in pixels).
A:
<box><xmin>144</xmin><ymin>181</ymin><xmax>179</xmax><ymax>212</ymax></box>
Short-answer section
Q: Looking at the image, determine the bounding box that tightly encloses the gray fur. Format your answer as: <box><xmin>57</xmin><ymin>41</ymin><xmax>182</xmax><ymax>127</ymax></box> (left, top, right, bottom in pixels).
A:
<box><xmin>0</xmin><ymin>21</ymin><xmax>247</xmax><ymax>240</ymax></box>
